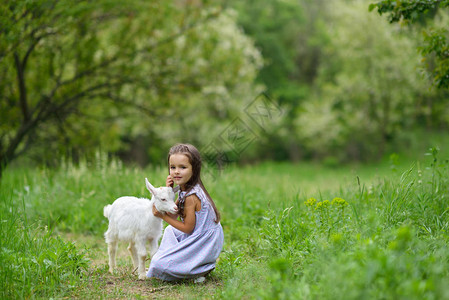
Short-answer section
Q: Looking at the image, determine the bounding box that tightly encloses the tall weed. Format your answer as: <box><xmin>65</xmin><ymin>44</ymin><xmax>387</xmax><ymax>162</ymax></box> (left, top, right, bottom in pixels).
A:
<box><xmin>0</xmin><ymin>188</ymin><xmax>89</xmax><ymax>299</ymax></box>
<box><xmin>218</xmin><ymin>149</ymin><xmax>449</xmax><ymax>299</ymax></box>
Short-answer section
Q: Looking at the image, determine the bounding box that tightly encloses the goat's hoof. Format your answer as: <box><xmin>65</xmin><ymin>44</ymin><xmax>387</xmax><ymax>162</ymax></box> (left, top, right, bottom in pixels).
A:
<box><xmin>138</xmin><ymin>274</ymin><xmax>147</xmax><ymax>280</ymax></box>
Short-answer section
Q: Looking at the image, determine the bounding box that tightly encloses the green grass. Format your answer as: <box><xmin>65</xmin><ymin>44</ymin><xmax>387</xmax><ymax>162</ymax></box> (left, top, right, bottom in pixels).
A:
<box><xmin>0</xmin><ymin>189</ymin><xmax>89</xmax><ymax>298</ymax></box>
<box><xmin>1</xmin><ymin>147</ymin><xmax>449</xmax><ymax>299</ymax></box>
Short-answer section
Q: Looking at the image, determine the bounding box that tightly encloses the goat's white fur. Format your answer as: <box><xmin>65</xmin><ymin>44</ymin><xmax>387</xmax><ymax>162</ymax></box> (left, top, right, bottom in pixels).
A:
<box><xmin>103</xmin><ymin>178</ymin><xmax>179</xmax><ymax>280</ymax></box>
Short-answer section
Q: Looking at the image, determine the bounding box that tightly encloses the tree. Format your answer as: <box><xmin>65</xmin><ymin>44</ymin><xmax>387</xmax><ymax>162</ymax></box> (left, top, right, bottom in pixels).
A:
<box><xmin>369</xmin><ymin>0</ymin><xmax>449</xmax><ymax>88</ymax></box>
<box><xmin>229</xmin><ymin>0</ymin><xmax>330</xmax><ymax>161</ymax></box>
<box><xmin>124</xmin><ymin>8</ymin><xmax>264</xmax><ymax>165</ymax></box>
<box><xmin>296</xmin><ymin>0</ymin><xmax>428</xmax><ymax>161</ymax></box>
<box><xmin>0</xmin><ymin>0</ymin><xmax>263</xmax><ymax>177</ymax></box>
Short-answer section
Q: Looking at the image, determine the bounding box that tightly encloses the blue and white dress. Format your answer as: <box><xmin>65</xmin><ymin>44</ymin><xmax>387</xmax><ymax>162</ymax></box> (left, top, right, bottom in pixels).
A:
<box><xmin>147</xmin><ymin>183</ymin><xmax>224</xmax><ymax>281</ymax></box>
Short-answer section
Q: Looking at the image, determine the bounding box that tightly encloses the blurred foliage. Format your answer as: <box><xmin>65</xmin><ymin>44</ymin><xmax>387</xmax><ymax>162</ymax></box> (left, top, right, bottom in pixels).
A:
<box><xmin>235</xmin><ymin>0</ymin><xmax>449</xmax><ymax>162</ymax></box>
<box><xmin>230</xmin><ymin>0</ymin><xmax>328</xmax><ymax>162</ymax></box>
<box><xmin>0</xmin><ymin>0</ymin><xmax>261</xmax><ymax>174</ymax></box>
<box><xmin>231</xmin><ymin>0</ymin><xmax>318</xmax><ymax>105</ymax></box>
<box><xmin>144</xmin><ymin>9</ymin><xmax>263</xmax><ymax>152</ymax></box>
<box><xmin>296</xmin><ymin>1</ymin><xmax>428</xmax><ymax>161</ymax></box>
<box><xmin>1</xmin><ymin>0</ymin><xmax>449</xmax><ymax>171</ymax></box>
<box><xmin>370</xmin><ymin>0</ymin><xmax>449</xmax><ymax>88</ymax></box>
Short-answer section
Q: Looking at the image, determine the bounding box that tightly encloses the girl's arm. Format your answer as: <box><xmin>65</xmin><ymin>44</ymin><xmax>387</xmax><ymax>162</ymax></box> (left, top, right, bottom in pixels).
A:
<box><xmin>153</xmin><ymin>194</ymin><xmax>199</xmax><ymax>234</ymax></box>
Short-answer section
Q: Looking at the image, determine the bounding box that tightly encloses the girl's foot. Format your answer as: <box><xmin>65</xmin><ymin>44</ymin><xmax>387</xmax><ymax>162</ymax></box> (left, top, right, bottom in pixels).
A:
<box><xmin>194</xmin><ymin>276</ymin><xmax>206</xmax><ymax>283</ymax></box>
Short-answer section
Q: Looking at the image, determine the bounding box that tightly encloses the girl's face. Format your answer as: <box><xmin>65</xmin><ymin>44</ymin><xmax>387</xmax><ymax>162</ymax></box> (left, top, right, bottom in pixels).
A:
<box><xmin>169</xmin><ymin>154</ymin><xmax>193</xmax><ymax>190</ymax></box>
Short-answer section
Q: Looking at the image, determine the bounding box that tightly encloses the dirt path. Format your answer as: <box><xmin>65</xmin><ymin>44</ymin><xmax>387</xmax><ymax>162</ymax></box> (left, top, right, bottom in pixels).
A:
<box><xmin>63</xmin><ymin>233</ymin><xmax>221</xmax><ymax>299</ymax></box>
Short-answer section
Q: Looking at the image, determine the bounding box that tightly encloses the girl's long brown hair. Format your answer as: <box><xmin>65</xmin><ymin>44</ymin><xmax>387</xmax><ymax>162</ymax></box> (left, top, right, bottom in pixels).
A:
<box><xmin>168</xmin><ymin>143</ymin><xmax>221</xmax><ymax>223</ymax></box>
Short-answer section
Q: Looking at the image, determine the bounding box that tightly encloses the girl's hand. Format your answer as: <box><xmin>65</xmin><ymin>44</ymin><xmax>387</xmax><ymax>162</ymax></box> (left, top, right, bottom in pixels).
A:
<box><xmin>166</xmin><ymin>175</ymin><xmax>174</xmax><ymax>187</ymax></box>
<box><xmin>152</xmin><ymin>204</ymin><xmax>163</xmax><ymax>218</ymax></box>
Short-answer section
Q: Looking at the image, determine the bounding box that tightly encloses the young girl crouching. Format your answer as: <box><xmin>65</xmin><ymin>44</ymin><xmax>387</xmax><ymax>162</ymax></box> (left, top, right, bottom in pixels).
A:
<box><xmin>147</xmin><ymin>143</ymin><xmax>224</xmax><ymax>282</ymax></box>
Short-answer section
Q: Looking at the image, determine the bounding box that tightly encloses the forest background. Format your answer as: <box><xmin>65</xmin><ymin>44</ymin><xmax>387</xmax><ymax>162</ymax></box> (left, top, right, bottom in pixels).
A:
<box><xmin>2</xmin><ymin>0</ymin><xmax>449</xmax><ymax>299</ymax></box>
<box><xmin>2</xmin><ymin>0</ymin><xmax>448</xmax><ymax>175</ymax></box>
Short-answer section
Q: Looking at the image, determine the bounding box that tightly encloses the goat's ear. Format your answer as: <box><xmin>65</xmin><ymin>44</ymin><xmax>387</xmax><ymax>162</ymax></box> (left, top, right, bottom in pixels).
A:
<box><xmin>173</xmin><ymin>185</ymin><xmax>180</xmax><ymax>193</ymax></box>
<box><xmin>145</xmin><ymin>178</ymin><xmax>157</xmax><ymax>195</ymax></box>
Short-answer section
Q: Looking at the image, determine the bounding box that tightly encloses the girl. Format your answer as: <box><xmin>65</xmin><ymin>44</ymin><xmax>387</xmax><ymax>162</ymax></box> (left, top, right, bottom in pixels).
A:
<box><xmin>147</xmin><ymin>143</ymin><xmax>224</xmax><ymax>282</ymax></box>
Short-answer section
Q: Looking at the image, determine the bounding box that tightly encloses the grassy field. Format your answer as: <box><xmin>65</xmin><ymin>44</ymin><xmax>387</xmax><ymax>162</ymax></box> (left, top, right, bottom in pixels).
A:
<box><xmin>1</xmin><ymin>146</ymin><xmax>449</xmax><ymax>299</ymax></box>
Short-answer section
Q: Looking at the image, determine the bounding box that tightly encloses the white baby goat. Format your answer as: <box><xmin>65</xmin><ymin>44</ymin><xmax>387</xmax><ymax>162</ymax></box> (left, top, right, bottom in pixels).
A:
<box><xmin>103</xmin><ymin>178</ymin><xmax>179</xmax><ymax>280</ymax></box>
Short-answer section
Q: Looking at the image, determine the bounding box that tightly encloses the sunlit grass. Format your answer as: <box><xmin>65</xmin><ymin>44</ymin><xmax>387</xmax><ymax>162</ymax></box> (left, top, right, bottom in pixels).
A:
<box><xmin>1</xmin><ymin>147</ymin><xmax>448</xmax><ymax>298</ymax></box>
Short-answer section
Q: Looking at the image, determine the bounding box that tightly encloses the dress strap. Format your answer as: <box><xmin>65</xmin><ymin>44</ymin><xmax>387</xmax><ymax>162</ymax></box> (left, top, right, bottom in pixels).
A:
<box><xmin>184</xmin><ymin>184</ymin><xmax>199</xmax><ymax>197</ymax></box>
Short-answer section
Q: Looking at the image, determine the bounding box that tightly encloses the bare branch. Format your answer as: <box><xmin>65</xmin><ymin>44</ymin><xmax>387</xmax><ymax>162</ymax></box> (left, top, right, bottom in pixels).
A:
<box><xmin>13</xmin><ymin>52</ymin><xmax>30</xmax><ymax>122</ymax></box>
<box><xmin>11</xmin><ymin>132</ymin><xmax>35</xmax><ymax>161</ymax></box>
<box><xmin>106</xmin><ymin>93</ymin><xmax>155</xmax><ymax>117</ymax></box>
<box><xmin>138</xmin><ymin>6</ymin><xmax>224</xmax><ymax>54</ymax></box>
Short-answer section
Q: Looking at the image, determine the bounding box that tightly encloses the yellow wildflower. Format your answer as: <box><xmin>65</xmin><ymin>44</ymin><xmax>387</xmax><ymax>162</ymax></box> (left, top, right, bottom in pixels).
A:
<box><xmin>315</xmin><ymin>200</ymin><xmax>330</xmax><ymax>210</ymax></box>
<box><xmin>331</xmin><ymin>197</ymin><xmax>348</xmax><ymax>207</ymax></box>
<box><xmin>304</xmin><ymin>197</ymin><xmax>317</xmax><ymax>207</ymax></box>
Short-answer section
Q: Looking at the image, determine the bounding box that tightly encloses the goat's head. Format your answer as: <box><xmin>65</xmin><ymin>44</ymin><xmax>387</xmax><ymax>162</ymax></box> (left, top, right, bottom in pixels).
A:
<box><xmin>145</xmin><ymin>178</ymin><xmax>178</xmax><ymax>214</ymax></box>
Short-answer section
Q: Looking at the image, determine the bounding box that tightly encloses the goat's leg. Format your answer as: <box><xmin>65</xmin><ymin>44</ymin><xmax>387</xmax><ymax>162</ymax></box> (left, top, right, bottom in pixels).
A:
<box><xmin>135</xmin><ymin>240</ymin><xmax>148</xmax><ymax>280</ymax></box>
<box><xmin>108</xmin><ymin>240</ymin><xmax>118</xmax><ymax>274</ymax></box>
<box><xmin>128</xmin><ymin>241</ymin><xmax>139</xmax><ymax>269</ymax></box>
<box><xmin>149</xmin><ymin>238</ymin><xmax>159</xmax><ymax>259</ymax></box>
